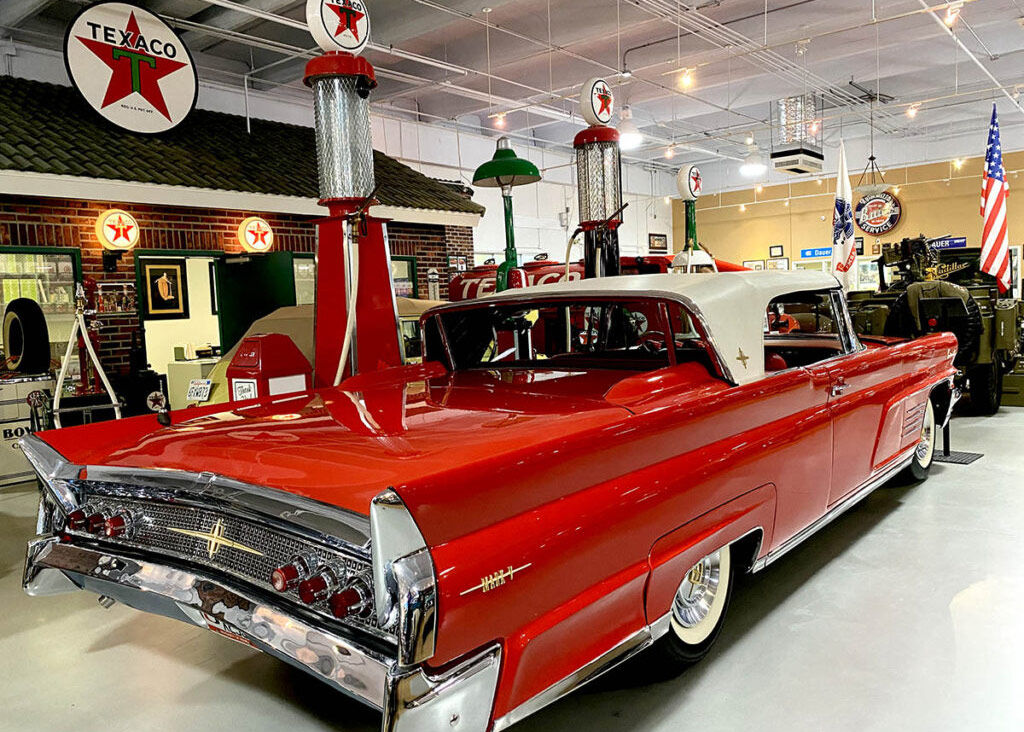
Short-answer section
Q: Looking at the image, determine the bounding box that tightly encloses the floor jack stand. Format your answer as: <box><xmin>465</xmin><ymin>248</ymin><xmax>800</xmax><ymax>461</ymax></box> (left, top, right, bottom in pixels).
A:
<box><xmin>933</xmin><ymin>420</ymin><xmax>983</xmax><ymax>465</ymax></box>
<box><xmin>52</xmin><ymin>285</ymin><xmax>122</xmax><ymax>429</ymax></box>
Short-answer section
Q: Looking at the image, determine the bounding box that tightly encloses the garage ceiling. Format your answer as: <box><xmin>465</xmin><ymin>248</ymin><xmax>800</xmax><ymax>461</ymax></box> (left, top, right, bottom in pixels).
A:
<box><xmin>5</xmin><ymin>0</ymin><xmax>1024</xmax><ymax>176</ymax></box>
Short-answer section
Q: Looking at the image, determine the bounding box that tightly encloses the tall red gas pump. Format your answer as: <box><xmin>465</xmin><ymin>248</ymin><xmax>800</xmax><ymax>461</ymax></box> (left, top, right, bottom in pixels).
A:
<box><xmin>575</xmin><ymin>77</ymin><xmax>625</xmax><ymax>279</ymax></box>
<box><xmin>302</xmin><ymin>1</ymin><xmax>404</xmax><ymax>387</ymax></box>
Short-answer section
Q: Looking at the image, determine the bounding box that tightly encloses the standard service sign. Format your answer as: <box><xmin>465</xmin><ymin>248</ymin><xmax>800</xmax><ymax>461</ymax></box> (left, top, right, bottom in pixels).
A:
<box><xmin>306</xmin><ymin>0</ymin><xmax>371</xmax><ymax>55</ymax></box>
<box><xmin>64</xmin><ymin>2</ymin><xmax>198</xmax><ymax>134</ymax></box>
<box><xmin>855</xmin><ymin>192</ymin><xmax>902</xmax><ymax>235</ymax></box>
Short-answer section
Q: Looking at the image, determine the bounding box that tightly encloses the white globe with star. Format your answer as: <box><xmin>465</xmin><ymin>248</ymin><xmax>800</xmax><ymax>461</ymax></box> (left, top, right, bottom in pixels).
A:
<box><xmin>677</xmin><ymin>164</ymin><xmax>703</xmax><ymax>201</ymax></box>
<box><xmin>306</xmin><ymin>0</ymin><xmax>370</xmax><ymax>55</ymax></box>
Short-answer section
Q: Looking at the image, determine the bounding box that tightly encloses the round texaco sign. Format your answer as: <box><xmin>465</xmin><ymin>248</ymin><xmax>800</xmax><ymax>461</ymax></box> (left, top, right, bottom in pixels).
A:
<box><xmin>677</xmin><ymin>165</ymin><xmax>703</xmax><ymax>201</ymax></box>
<box><xmin>95</xmin><ymin>208</ymin><xmax>140</xmax><ymax>251</ymax></box>
<box><xmin>64</xmin><ymin>2</ymin><xmax>198</xmax><ymax>134</ymax></box>
<box><xmin>306</xmin><ymin>0</ymin><xmax>370</xmax><ymax>55</ymax></box>
<box><xmin>855</xmin><ymin>192</ymin><xmax>902</xmax><ymax>235</ymax></box>
<box><xmin>580</xmin><ymin>78</ymin><xmax>614</xmax><ymax>127</ymax></box>
<box><xmin>237</xmin><ymin>217</ymin><xmax>275</xmax><ymax>253</ymax></box>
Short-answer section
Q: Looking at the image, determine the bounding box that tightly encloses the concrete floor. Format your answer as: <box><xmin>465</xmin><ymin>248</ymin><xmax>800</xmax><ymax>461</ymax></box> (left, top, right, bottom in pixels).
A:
<box><xmin>2</xmin><ymin>412</ymin><xmax>1023</xmax><ymax>732</ymax></box>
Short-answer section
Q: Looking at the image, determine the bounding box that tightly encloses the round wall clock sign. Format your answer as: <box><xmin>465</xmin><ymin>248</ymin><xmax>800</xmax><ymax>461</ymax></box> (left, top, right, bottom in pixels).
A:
<box><xmin>580</xmin><ymin>77</ymin><xmax>614</xmax><ymax>127</ymax></box>
<box><xmin>306</xmin><ymin>0</ymin><xmax>371</xmax><ymax>55</ymax></box>
<box><xmin>677</xmin><ymin>164</ymin><xmax>703</xmax><ymax>201</ymax></box>
<box><xmin>855</xmin><ymin>192</ymin><xmax>902</xmax><ymax>235</ymax></box>
<box><xmin>237</xmin><ymin>217</ymin><xmax>275</xmax><ymax>253</ymax></box>
<box><xmin>64</xmin><ymin>2</ymin><xmax>198</xmax><ymax>134</ymax></box>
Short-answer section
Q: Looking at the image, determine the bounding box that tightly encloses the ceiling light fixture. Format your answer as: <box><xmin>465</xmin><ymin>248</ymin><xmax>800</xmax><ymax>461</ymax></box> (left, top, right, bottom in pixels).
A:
<box><xmin>740</xmin><ymin>145</ymin><xmax>767</xmax><ymax>178</ymax></box>
<box><xmin>906</xmin><ymin>103</ymin><xmax>921</xmax><ymax>118</ymax></box>
<box><xmin>665</xmin><ymin>145</ymin><xmax>676</xmax><ymax>159</ymax></box>
<box><xmin>817</xmin><ymin>179</ymin><xmax>823</xmax><ymax>186</ymax></box>
<box><xmin>679</xmin><ymin>68</ymin><xmax>694</xmax><ymax>89</ymax></box>
<box><xmin>755</xmin><ymin>184</ymin><xmax>764</xmax><ymax>193</ymax></box>
<box><xmin>745</xmin><ymin>132</ymin><xmax>755</xmax><ymax>145</ymax></box>
<box><xmin>944</xmin><ymin>2</ymin><xmax>963</xmax><ymax>26</ymax></box>
<box><xmin>783</xmin><ymin>199</ymin><xmax>790</xmax><ymax>207</ymax></box>
<box><xmin>493</xmin><ymin>112</ymin><xmax>506</xmax><ymax>128</ymax></box>
<box><xmin>891</xmin><ymin>185</ymin><xmax>901</xmax><ymax>195</ymax></box>
<box><xmin>620</xmin><ymin>68</ymin><xmax>632</xmax><ymax>79</ymax></box>
<box><xmin>739</xmin><ymin>204</ymin><xmax>747</xmax><ymax>212</ymax></box>
<box><xmin>953</xmin><ymin>158</ymin><xmax>964</xmax><ymax>170</ymax></box>
<box><xmin>618</xmin><ymin>105</ymin><xmax>643</xmax><ymax>151</ymax></box>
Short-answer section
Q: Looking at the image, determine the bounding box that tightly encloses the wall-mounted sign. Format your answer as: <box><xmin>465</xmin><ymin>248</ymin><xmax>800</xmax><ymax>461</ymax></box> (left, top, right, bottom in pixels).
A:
<box><xmin>306</xmin><ymin>0</ymin><xmax>370</xmax><ymax>55</ymax></box>
<box><xmin>800</xmin><ymin>247</ymin><xmax>833</xmax><ymax>259</ymax></box>
<box><xmin>855</xmin><ymin>192</ymin><xmax>902</xmax><ymax>235</ymax></box>
<box><xmin>677</xmin><ymin>165</ymin><xmax>702</xmax><ymax>201</ymax></box>
<box><xmin>580</xmin><ymin>77</ymin><xmax>614</xmax><ymax>126</ymax></box>
<box><xmin>931</xmin><ymin>236</ymin><xmax>968</xmax><ymax>250</ymax></box>
<box><xmin>95</xmin><ymin>208</ymin><xmax>140</xmax><ymax>251</ymax></box>
<box><xmin>64</xmin><ymin>2</ymin><xmax>198</xmax><ymax>134</ymax></box>
<box><xmin>237</xmin><ymin>217</ymin><xmax>275</xmax><ymax>253</ymax></box>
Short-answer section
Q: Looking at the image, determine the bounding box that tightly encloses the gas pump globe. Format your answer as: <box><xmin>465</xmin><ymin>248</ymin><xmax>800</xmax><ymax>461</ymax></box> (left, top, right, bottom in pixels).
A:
<box><xmin>575</xmin><ymin>77</ymin><xmax>624</xmax><ymax>278</ymax></box>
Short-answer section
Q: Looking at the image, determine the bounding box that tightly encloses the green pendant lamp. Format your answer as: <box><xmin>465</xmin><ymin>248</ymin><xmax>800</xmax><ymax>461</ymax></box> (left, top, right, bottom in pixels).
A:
<box><xmin>473</xmin><ymin>137</ymin><xmax>541</xmax><ymax>291</ymax></box>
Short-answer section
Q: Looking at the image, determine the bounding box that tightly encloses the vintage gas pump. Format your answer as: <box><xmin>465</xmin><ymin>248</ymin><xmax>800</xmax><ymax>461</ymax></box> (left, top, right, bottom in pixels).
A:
<box><xmin>575</xmin><ymin>77</ymin><xmax>625</xmax><ymax>278</ymax></box>
<box><xmin>303</xmin><ymin>0</ymin><xmax>403</xmax><ymax>386</ymax></box>
<box><xmin>672</xmin><ymin>164</ymin><xmax>718</xmax><ymax>273</ymax></box>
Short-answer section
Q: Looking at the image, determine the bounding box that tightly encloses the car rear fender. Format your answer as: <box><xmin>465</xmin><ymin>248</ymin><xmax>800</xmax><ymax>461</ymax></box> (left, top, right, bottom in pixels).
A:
<box><xmin>644</xmin><ymin>483</ymin><xmax>776</xmax><ymax>623</ymax></box>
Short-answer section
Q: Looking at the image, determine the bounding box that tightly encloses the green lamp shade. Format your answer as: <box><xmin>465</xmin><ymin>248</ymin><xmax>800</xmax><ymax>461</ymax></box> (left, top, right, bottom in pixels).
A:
<box><xmin>473</xmin><ymin>138</ymin><xmax>541</xmax><ymax>189</ymax></box>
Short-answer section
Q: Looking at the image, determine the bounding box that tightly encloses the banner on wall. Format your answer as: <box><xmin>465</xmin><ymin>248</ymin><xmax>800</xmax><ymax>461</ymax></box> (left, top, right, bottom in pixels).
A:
<box><xmin>64</xmin><ymin>2</ymin><xmax>198</xmax><ymax>134</ymax></box>
<box><xmin>931</xmin><ymin>236</ymin><xmax>968</xmax><ymax>250</ymax></box>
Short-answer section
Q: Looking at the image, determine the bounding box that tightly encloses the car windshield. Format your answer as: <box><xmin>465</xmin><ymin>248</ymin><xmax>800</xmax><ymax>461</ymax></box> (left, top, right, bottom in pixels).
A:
<box><xmin>434</xmin><ymin>298</ymin><xmax>674</xmax><ymax>371</ymax></box>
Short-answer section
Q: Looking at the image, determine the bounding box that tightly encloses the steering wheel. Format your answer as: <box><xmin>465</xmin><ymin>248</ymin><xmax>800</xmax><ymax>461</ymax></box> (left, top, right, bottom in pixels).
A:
<box><xmin>637</xmin><ymin>329</ymin><xmax>667</xmax><ymax>355</ymax></box>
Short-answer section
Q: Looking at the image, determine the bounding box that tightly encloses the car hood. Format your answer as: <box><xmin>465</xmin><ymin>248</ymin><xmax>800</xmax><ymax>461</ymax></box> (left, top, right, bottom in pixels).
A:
<box><xmin>39</xmin><ymin>366</ymin><xmax>631</xmax><ymax>519</ymax></box>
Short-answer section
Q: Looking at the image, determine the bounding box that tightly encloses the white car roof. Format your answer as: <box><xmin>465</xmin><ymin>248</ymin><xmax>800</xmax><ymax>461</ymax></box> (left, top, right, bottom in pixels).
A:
<box><xmin>478</xmin><ymin>270</ymin><xmax>842</xmax><ymax>384</ymax></box>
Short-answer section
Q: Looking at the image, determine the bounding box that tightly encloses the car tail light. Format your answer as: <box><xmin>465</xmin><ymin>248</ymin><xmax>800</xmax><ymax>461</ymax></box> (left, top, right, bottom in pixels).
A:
<box><xmin>65</xmin><ymin>509</ymin><xmax>88</xmax><ymax>531</ymax></box>
<box><xmin>85</xmin><ymin>510</ymin><xmax>111</xmax><ymax>534</ymax></box>
<box><xmin>270</xmin><ymin>554</ymin><xmax>316</xmax><ymax>592</ymax></box>
<box><xmin>927</xmin><ymin>317</ymin><xmax>938</xmax><ymax>328</ymax></box>
<box><xmin>297</xmin><ymin>565</ymin><xmax>342</xmax><ymax>605</ymax></box>
<box><xmin>328</xmin><ymin>579</ymin><xmax>370</xmax><ymax>620</ymax></box>
<box><xmin>104</xmin><ymin>510</ymin><xmax>133</xmax><ymax>538</ymax></box>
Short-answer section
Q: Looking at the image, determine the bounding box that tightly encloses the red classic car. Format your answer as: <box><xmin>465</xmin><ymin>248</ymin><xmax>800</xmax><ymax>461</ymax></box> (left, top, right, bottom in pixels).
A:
<box><xmin>22</xmin><ymin>271</ymin><xmax>957</xmax><ymax>732</ymax></box>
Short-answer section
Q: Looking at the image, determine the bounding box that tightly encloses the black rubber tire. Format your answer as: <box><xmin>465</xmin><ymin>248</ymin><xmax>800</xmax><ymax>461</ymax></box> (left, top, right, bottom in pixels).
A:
<box><xmin>645</xmin><ymin>544</ymin><xmax>735</xmax><ymax>677</ymax></box>
<box><xmin>3</xmin><ymin>298</ymin><xmax>50</xmax><ymax>373</ymax></box>
<box><xmin>899</xmin><ymin>398</ymin><xmax>936</xmax><ymax>483</ymax></box>
<box><xmin>968</xmin><ymin>361</ymin><xmax>1001</xmax><ymax>416</ymax></box>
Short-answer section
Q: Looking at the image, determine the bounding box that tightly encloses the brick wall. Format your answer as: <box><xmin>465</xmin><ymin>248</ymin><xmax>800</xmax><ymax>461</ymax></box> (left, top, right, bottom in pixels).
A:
<box><xmin>0</xmin><ymin>194</ymin><xmax>473</xmax><ymax>373</ymax></box>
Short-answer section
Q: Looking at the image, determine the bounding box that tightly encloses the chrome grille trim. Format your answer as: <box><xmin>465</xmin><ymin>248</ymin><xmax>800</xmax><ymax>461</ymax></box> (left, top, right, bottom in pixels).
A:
<box><xmin>69</xmin><ymin>480</ymin><xmax>390</xmax><ymax>641</ymax></box>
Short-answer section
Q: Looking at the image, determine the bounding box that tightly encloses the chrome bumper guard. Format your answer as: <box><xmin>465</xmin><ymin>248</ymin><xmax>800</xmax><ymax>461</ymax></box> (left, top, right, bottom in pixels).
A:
<box><xmin>24</xmin><ymin>537</ymin><xmax>500</xmax><ymax>732</ymax></box>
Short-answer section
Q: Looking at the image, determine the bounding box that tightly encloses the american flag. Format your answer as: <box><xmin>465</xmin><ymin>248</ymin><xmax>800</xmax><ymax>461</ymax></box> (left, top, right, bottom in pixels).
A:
<box><xmin>980</xmin><ymin>104</ymin><xmax>1011</xmax><ymax>292</ymax></box>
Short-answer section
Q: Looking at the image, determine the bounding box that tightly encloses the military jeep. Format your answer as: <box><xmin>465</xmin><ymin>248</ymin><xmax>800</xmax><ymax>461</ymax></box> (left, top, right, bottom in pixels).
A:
<box><xmin>847</xmin><ymin>235</ymin><xmax>1024</xmax><ymax>415</ymax></box>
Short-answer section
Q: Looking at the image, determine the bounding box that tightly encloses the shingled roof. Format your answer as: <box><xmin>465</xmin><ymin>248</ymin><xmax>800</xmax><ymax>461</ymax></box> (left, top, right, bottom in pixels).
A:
<box><xmin>0</xmin><ymin>77</ymin><xmax>484</xmax><ymax>216</ymax></box>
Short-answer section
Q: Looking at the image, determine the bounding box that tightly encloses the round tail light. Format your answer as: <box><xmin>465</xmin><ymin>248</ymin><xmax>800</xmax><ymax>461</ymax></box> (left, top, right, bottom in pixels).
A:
<box><xmin>297</xmin><ymin>565</ymin><xmax>341</xmax><ymax>605</ymax></box>
<box><xmin>271</xmin><ymin>554</ymin><xmax>315</xmax><ymax>592</ymax></box>
<box><xmin>65</xmin><ymin>509</ymin><xmax>88</xmax><ymax>531</ymax></box>
<box><xmin>328</xmin><ymin>580</ymin><xmax>370</xmax><ymax>620</ymax></box>
<box><xmin>104</xmin><ymin>511</ymin><xmax>133</xmax><ymax>538</ymax></box>
<box><xmin>85</xmin><ymin>510</ymin><xmax>111</xmax><ymax>534</ymax></box>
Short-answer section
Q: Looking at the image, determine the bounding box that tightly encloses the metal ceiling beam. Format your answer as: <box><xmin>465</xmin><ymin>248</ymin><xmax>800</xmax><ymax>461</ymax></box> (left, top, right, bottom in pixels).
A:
<box><xmin>0</xmin><ymin>0</ymin><xmax>54</xmax><ymax>28</ymax></box>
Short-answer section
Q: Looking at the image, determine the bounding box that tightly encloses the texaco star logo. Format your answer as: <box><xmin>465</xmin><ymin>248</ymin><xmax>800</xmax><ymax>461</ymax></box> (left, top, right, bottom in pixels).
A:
<box><xmin>64</xmin><ymin>2</ymin><xmax>197</xmax><ymax>133</ymax></box>
<box><xmin>237</xmin><ymin>216</ymin><xmax>275</xmax><ymax>253</ymax></box>
<box><xmin>95</xmin><ymin>209</ymin><xmax>140</xmax><ymax>251</ymax></box>
<box><xmin>306</xmin><ymin>0</ymin><xmax>370</xmax><ymax>55</ymax></box>
<box><xmin>677</xmin><ymin>165</ymin><xmax>704</xmax><ymax>202</ymax></box>
<box><xmin>689</xmin><ymin>167</ymin><xmax>703</xmax><ymax>196</ymax></box>
<box><xmin>581</xmin><ymin>77</ymin><xmax>614</xmax><ymax>126</ymax></box>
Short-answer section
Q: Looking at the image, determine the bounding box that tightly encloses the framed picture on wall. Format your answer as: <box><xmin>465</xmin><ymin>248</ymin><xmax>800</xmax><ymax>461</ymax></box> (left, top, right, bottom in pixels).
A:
<box><xmin>766</xmin><ymin>257</ymin><xmax>790</xmax><ymax>271</ymax></box>
<box><xmin>143</xmin><ymin>258</ymin><xmax>189</xmax><ymax>320</ymax></box>
<box><xmin>855</xmin><ymin>237</ymin><xmax>865</xmax><ymax>256</ymax></box>
<box><xmin>769</xmin><ymin>245</ymin><xmax>784</xmax><ymax>258</ymax></box>
<box><xmin>648</xmin><ymin>233</ymin><xmax>669</xmax><ymax>254</ymax></box>
<box><xmin>742</xmin><ymin>260</ymin><xmax>765</xmax><ymax>270</ymax></box>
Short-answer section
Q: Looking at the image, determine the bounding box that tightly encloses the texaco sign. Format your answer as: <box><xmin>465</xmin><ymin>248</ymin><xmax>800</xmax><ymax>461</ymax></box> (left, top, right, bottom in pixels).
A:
<box><xmin>677</xmin><ymin>165</ymin><xmax>703</xmax><ymax>202</ymax></box>
<box><xmin>306</xmin><ymin>0</ymin><xmax>370</xmax><ymax>55</ymax></box>
<box><xmin>64</xmin><ymin>2</ymin><xmax>198</xmax><ymax>134</ymax></box>
<box><xmin>855</xmin><ymin>192</ymin><xmax>903</xmax><ymax>235</ymax></box>
<box><xmin>237</xmin><ymin>217</ymin><xmax>275</xmax><ymax>253</ymax></box>
<box><xmin>580</xmin><ymin>78</ymin><xmax>614</xmax><ymax>127</ymax></box>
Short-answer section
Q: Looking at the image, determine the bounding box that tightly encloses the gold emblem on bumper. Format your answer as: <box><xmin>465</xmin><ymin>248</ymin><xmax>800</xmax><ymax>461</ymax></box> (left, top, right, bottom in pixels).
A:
<box><xmin>460</xmin><ymin>564</ymin><xmax>531</xmax><ymax>596</ymax></box>
<box><xmin>167</xmin><ymin>519</ymin><xmax>264</xmax><ymax>559</ymax></box>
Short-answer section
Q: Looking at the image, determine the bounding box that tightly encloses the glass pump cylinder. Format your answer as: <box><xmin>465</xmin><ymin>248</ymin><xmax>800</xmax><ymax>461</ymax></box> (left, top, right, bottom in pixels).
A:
<box><xmin>574</xmin><ymin>126</ymin><xmax>623</xmax><ymax>228</ymax></box>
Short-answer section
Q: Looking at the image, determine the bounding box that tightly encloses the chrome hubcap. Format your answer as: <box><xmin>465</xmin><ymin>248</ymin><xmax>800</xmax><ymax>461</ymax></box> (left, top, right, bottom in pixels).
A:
<box><xmin>673</xmin><ymin>550</ymin><xmax>722</xmax><ymax>628</ymax></box>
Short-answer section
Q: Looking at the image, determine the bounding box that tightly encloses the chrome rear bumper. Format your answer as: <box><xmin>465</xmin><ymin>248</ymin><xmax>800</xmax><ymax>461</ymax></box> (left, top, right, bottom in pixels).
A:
<box><xmin>24</xmin><ymin>537</ymin><xmax>500</xmax><ymax>732</ymax></box>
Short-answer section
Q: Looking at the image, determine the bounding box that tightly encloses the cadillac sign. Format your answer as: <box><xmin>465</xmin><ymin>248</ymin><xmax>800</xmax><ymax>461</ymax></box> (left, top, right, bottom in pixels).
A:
<box><xmin>64</xmin><ymin>2</ymin><xmax>198</xmax><ymax>134</ymax></box>
<box><xmin>855</xmin><ymin>192</ymin><xmax>902</xmax><ymax>236</ymax></box>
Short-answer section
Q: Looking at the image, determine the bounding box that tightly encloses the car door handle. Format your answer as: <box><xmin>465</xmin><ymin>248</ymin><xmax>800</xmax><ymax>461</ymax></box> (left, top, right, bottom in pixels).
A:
<box><xmin>830</xmin><ymin>378</ymin><xmax>848</xmax><ymax>397</ymax></box>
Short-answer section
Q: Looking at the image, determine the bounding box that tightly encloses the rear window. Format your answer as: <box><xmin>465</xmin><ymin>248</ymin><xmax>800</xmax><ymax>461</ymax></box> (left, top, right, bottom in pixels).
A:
<box><xmin>433</xmin><ymin>298</ymin><xmax>674</xmax><ymax>371</ymax></box>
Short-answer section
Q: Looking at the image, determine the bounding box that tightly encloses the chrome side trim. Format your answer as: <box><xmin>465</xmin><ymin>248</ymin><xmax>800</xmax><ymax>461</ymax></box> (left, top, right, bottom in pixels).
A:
<box><xmin>492</xmin><ymin>621</ymin><xmax>661</xmax><ymax>732</ymax></box>
<box><xmin>23</xmin><ymin>536</ymin><xmax>80</xmax><ymax>596</ymax></box>
<box><xmin>385</xmin><ymin>645</ymin><xmax>501</xmax><ymax>732</ymax></box>
<box><xmin>391</xmin><ymin>549</ymin><xmax>437</xmax><ymax>667</ymax></box>
<box><xmin>24</xmin><ymin>538</ymin><xmax>392</xmax><ymax>710</ymax></box>
<box><xmin>21</xmin><ymin>434</ymin><xmax>79</xmax><ymax>512</ymax></box>
<box><xmin>751</xmin><ymin>450</ymin><xmax>914</xmax><ymax>572</ymax></box>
